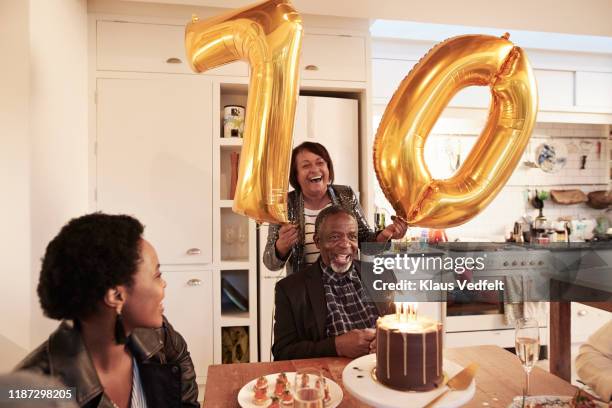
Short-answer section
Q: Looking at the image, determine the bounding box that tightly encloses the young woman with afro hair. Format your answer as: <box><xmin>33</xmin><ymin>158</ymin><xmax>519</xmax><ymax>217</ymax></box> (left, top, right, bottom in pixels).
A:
<box><xmin>15</xmin><ymin>213</ymin><xmax>199</xmax><ymax>408</ymax></box>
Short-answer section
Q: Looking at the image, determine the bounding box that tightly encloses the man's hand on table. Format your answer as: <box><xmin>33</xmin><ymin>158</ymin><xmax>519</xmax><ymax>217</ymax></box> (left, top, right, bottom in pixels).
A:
<box><xmin>335</xmin><ymin>329</ymin><xmax>376</xmax><ymax>358</ymax></box>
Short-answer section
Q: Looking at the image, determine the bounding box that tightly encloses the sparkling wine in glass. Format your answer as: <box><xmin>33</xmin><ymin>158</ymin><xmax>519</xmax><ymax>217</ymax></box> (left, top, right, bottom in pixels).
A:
<box><xmin>294</xmin><ymin>368</ymin><xmax>324</xmax><ymax>408</ymax></box>
<box><xmin>515</xmin><ymin>318</ymin><xmax>540</xmax><ymax>397</ymax></box>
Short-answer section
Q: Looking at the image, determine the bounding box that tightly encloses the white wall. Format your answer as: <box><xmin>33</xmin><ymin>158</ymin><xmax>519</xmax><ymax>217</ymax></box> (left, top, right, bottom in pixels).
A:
<box><xmin>0</xmin><ymin>0</ymin><xmax>32</xmax><ymax>371</ymax></box>
<box><xmin>29</xmin><ymin>0</ymin><xmax>89</xmax><ymax>345</ymax></box>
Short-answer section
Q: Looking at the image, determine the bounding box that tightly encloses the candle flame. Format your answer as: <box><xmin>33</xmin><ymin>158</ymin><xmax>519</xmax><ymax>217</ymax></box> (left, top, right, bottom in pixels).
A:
<box><xmin>394</xmin><ymin>301</ymin><xmax>418</xmax><ymax>321</ymax></box>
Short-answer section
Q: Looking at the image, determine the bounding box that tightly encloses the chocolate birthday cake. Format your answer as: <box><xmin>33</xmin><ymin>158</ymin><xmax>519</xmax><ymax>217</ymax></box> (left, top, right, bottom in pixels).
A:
<box><xmin>375</xmin><ymin>315</ymin><xmax>444</xmax><ymax>391</ymax></box>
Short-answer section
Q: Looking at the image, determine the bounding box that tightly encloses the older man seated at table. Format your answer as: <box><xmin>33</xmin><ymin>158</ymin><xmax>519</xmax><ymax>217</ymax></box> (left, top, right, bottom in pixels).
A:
<box><xmin>272</xmin><ymin>206</ymin><xmax>393</xmax><ymax>361</ymax></box>
<box><xmin>576</xmin><ymin>320</ymin><xmax>612</xmax><ymax>402</ymax></box>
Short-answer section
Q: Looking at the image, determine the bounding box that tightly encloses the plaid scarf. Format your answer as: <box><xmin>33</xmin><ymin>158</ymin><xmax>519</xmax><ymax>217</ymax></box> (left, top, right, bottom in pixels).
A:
<box><xmin>320</xmin><ymin>261</ymin><xmax>379</xmax><ymax>337</ymax></box>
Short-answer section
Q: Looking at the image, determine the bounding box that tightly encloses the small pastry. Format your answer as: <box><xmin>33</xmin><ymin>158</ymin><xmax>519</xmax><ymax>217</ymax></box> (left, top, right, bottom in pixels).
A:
<box><xmin>254</xmin><ymin>376</ymin><xmax>269</xmax><ymax>391</ymax></box>
<box><xmin>276</xmin><ymin>372</ymin><xmax>288</xmax><ymax>385</ymax></box>
<box><xmin>253</xmin><ymin>387</ymin><xmax>268</xmax><ymax>406</ymax></box>
<box><xmin>280</xmin><ymin>390</ymin><xmax>294</xmax><ymax>407</ymax></box>
<box><xmin>300</xmin><ymin>373</ymin><xmax>309</xmax><ymax>388</ymax></box>
<box><xmin>267</xmin><ymin>396</ymin><xmax>281</xmax><ymax>408</ymax></box>
<box><xmin>274</xmin><ymin>379</ymin><xmax>286</xmax><ymax>396</ymax></box>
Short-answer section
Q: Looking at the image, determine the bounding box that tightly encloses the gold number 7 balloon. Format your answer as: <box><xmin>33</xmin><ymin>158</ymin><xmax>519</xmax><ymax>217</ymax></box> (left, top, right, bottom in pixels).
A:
<box><xmin>373</xmin><ymin>33</ymin><xmax>538</xmax><ymax>228</ymax></box>
<box><xmin>185</xmin><ymin>0</ymin><xmax>303</xmax><ymax>224</ymax></box>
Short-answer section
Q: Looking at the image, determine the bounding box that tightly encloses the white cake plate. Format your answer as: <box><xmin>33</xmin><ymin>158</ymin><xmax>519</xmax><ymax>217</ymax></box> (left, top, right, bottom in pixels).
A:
<box><xmin>342</xmin><ymin>354</ymin><xmax>475</xmax><ymax>408</ymax></box>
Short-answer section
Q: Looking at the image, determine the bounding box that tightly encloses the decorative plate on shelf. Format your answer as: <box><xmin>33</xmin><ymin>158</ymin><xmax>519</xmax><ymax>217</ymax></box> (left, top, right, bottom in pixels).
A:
<box><xmin>535</xmin><ymin>142</ymin><xmax>567</xmax><ymax>173</ymax></box>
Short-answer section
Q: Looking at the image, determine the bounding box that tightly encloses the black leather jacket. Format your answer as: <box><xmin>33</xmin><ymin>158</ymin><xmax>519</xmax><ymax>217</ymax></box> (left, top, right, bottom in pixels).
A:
<box><xmin>263</xmin><ymin>185</ymin><xmax>380</xmax><ymax>275</ymax></box>
<box><xmin>15</xmin><ymin>318</ymin><xmax>199</xmax><ymax>408</ymax></box>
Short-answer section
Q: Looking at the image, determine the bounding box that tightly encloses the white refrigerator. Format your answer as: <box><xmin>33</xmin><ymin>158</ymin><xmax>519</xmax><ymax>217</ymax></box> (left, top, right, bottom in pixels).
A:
<box><xmin>258</xmin><ymin>95</ymin><xmax>360</xmax><ymax>361</ymax></box>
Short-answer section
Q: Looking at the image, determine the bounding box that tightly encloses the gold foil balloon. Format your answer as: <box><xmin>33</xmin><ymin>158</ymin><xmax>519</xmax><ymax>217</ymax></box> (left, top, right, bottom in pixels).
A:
<box><xmin>374</xmin><ymin>34</ymin><xmax>538</xmax><ymax>228</ymax></box>
<box><xmin>185</xmin><ymin>0</ymin><xmax>303</xmax><ymax>223</ymax></box>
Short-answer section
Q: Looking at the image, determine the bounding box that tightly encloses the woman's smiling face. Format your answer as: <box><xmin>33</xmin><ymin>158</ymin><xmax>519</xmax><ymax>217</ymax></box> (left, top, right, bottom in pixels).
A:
<box><xmin>121</xmin><ymin>239</ymin><xmax>166</xmax><ymax>330</ymax></box>
<box><xmin>295</xmin><ymin>149</ymin><xmax>330</xmax><ymax>199</ymax></box>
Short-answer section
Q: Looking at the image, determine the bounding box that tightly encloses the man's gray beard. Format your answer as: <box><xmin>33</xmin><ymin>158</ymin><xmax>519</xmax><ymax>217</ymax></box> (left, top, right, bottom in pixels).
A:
<box><xmin>331</xmin><ymin>261</ymin><xmax>352</xmax><ymax>274</ymax></box>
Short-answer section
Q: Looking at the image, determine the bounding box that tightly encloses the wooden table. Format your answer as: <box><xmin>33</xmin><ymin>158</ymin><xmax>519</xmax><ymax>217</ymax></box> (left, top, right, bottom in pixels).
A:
<box><xmin>204</xmin><ymin>346</ymin><xmax>580</xmax><ymax>407</ymax></box>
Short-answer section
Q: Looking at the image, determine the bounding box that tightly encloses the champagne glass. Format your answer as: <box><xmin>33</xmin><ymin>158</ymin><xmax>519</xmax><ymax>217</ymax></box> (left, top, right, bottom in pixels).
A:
<box><xmin>237</xmin><ymin>225</ymin><xmax>248</xmax><ymax>259</ymax></box>
<box><xmin>294</xmin><ymin>368</ymin><xmax>324</xmax><ymax>408</ymax></box>
<box><xmin>515</xmin><ymin>318</ymin><xmax>540</xmax><ymax>398</ymax></box>
<box><xmin>223</xmin><ymin>225</ymin><xmax>236</xmax><ymax>260</ymax></box>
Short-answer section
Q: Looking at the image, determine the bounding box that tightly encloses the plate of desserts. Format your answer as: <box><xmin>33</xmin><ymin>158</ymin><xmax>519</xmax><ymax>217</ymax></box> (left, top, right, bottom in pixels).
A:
<box><xmin>237</xmin><ymin>372</ymin><xmax>343</xmax><ymax>408</ymax></box>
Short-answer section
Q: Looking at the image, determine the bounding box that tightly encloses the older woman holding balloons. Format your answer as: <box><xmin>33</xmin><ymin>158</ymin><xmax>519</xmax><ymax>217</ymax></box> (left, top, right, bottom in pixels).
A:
<box><xmin>264</xmin><ymin>142</ymin><xmax>408</xmax><ymax>275</ymax></box>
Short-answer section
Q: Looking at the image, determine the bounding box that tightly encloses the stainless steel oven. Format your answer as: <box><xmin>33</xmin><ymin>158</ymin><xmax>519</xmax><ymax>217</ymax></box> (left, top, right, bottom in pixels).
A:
<box><xmin>434</xmin><ymin>243</ymin><xmax>551</xmax><ymax>349</ymax></box>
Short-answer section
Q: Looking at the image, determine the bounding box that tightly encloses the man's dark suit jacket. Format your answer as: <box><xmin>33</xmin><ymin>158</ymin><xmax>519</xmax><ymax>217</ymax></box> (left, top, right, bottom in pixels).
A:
<box><xmin>272</xmin><ymin>260</ymin><xmax>394</xmax><ymax>361</ymax></box>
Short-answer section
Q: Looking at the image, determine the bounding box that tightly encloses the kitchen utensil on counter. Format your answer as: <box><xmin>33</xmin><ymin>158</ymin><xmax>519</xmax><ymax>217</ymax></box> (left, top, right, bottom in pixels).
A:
<box><xmin>513</xmin><ymin>222</ymin><xmax>524</xmax><ymax>243</ymax></box>
<box><xmin>521</xmin><ymin>142</ymin><xmax>538</xmax><ymax>168</ymax></box>
<box><xmin>531</xmin><ymin>190</ymin><xmax>549</xmax><ymax>235</ymax></box>
<box><xmin>550</xmin><ymin>189</ymin><xmax>588</xmax><ymax>205</ymax></box>
<box><xmin>445</xmin><ymin>137</ymin><xmax>462</xmax><ymax>172</ymax></box>
<box><xmin>535</xmin><ymin>141</ymin><xmax>567</xmax><ymax>173</ymax></box>
<box><xmin>569</xmin><ymin>219</ymin><xmax>596</xmax><ymax>242</ymax></box>
<box><xmin>579</xmin><ymin>140</ymin><xmax>593</xmax><ymax>170</ymax></box>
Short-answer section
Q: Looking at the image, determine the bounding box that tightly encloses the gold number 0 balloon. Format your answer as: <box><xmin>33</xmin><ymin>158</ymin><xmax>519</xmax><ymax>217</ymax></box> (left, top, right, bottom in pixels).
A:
<box><xmin>185</xmin><ymin>0</ymin><xmax>303</xmax><ymax>223</ymax></box>
<box><xmin>374</xmin><ymin>34</ymin><xmax>538</xmax><ymax>228</ymax></box>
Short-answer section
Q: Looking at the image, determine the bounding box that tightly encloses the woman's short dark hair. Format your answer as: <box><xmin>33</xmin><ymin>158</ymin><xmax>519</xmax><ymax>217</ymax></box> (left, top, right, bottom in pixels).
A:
<box><xmin>289</xmin><ymin>142</ymin><xmax>335</xmax><ymax>191</ymax></box>
<box><xmin>37</xmin><ymin>213</ymin><xmax>144</xmax><ymax>320</ymax></box>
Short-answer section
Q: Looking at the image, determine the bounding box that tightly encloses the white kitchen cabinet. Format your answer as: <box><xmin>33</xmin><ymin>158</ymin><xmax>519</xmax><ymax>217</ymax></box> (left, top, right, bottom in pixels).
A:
<box><xmin>372</xmin><ymin>58</ymin><xmax>491</xmax><ymax>109</ymax></box>
<box><xmin>534</xmin><ymin>69</ymin><xmax>574</xmax><ymax>110</ymax></box>
<box><xmin>576</xmin><ymin>71</ymin><xmax>612</xmax><ymax>109</ymax></box>
<box><xmin>372</xmin><ymin>58</ymin><xmax>415</xmax><ymax>101</ymax></box>
<box><xmin>162</xmin><ymin>269</ymin><xmax>213</xmax><ymax>384</ymax></box>
<box><xmin>96</xmin><ymin>20</ymin><xmax>248</xmax><ymax>77</ymax></box>
<box><xmin>301</xmin><ymin>34</ymin><xmax>366</xmax><ymax>82</ymax></box>
<box><xmin>372</xmin><ymin>41</ymin><xmax>612</xmax><ymax>118</ymax></box>
<box><xmin>96</xmin><ymin>77</ymin><xmax>213</xmax><ymax>265</ymax></box>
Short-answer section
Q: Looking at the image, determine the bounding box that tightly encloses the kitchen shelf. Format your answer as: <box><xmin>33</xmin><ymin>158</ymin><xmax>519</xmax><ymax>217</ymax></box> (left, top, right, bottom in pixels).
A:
<box><xmin>220</xmin><ymin>313</ymin><xmax>251</xmax><ymax>327</ymax></box>
<box><xmin>221</xmin><ymin>325</ymin><xmax>250</xmax><ymax>364</ymax></box>
<box><xmin>213</xmin><ymin>79</ymin><xmax>258</xmax><ymax>366</ymax></box>
<box><xmin>220</xmin><ymin>138</ymin><xmax>243</xmax><ymax>146</ymax></box>
<box><xmin>220</xmin><ymin>200</ymin><xmax>233</xmax><ymax>208</ymax></box>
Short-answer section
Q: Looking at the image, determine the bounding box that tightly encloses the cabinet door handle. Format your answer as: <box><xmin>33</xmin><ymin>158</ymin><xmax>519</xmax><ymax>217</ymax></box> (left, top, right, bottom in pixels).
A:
<box><xmin>577</xmin><ymin>310</ymin><xmax>588</xmax><ymax>317</ymax></box>
<box><xmin>166</xmin><ymin>57</ymin><xmax>182</xmax><ymax>64</ymax></box>
<box><xmin>187</xmin><ymin>278</ymin><xmax>202</xmax><ymax>286</ymax></box>
<box><xmin>186</xmin><ymin>248</ymin><xmax>202</xmax><ymax>255</ymax></box>
<box><xmin>304</xmin><ymin>64</ymin><xmax>319</xmax><ymax>71</ymax></box>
